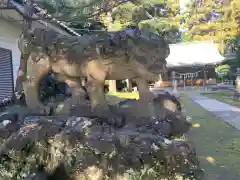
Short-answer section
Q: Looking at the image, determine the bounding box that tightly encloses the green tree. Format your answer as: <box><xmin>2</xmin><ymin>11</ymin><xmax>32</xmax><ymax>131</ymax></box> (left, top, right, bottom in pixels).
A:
<box><xmin>215</xmin><ymin>64</ymin><xmax>231</xmax><ymax>81</ymax></box>
<box><xmin>229</xmin><ymin>36</ymin><xmax>240</xmax><ymax>72</ymax></box>
<box><xmin>182</xmin><ymin>0</ymin><xmax>240</xmax><ymax>55</ymax></box>
<box><xmin>215</xmin><ymin>64</ymin><xmax>230</xmax><ymax>74</ymax></box>
<box><xmin>19</xmin><ymin>0</ymin><xmax>182</xmax><ymax>43</ymax></box>
<box><xmin>110</xmin><ymin>0</ymin><xmax>182</xmax><ymax>43</ymax></box>
<box><xmin>37</xmin><ymin>0</ymin><xmax>128</xmax><ymax>22</ymax></box>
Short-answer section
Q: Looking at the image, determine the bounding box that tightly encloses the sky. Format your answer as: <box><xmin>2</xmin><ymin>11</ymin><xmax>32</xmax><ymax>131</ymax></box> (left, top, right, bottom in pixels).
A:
<box><xmin>179</xmin><ymin>0</ymin><xmax>191</xmax><ymax>13</ymax></box>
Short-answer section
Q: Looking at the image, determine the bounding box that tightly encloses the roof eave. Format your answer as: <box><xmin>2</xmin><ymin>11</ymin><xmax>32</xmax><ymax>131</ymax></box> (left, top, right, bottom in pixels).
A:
<box><xmin>5</xmin><ymin>0</ymin><xmax>81</xmax><ymax>36</ymax></box>
<box><xmin>166</xmin><ymin>41</ymin><xmax>225</xmax><ymax>67</ymax></box>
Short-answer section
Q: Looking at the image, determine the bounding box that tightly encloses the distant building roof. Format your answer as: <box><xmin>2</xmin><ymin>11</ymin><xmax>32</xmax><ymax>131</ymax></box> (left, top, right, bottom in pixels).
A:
<box><xmin>166</xmin><ymin>40</ymin><xmax>225</xmax><ymax>67</ymax></box>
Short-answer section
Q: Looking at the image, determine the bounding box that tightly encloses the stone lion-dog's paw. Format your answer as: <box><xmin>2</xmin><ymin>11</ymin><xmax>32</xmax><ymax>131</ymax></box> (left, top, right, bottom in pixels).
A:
<box><xmin>139</xmin><ymin>92</ymin><xmax>155</xmax><ymax>102</ymax></box>
<box><xmin>92</xmin><ymin>106</ymin><xmax>125</xmax><ymax>128</ymax></box>
<box><xmin>30</xmin><ymin>105</ymin><xmax>52</xmax><ymax>116</ymax></box>
<box><xmin>104</xmin><ymin>113</ymin><xmax>125</xmax><ymax>128</ymax></box>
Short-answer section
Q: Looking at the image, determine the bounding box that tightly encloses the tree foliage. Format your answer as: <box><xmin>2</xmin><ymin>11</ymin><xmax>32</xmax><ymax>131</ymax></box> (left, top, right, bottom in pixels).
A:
<box><xmin>229</xmin><ymin>36</ymin><xmax>240</xmax><ymax>71</ymax></box>
<box><xmin>21</xmin><ymin>0</ymin><xmax>182</xmax><ymax>43</ymax></box>
<box><xmin>215</xmin><ymin>64</ymin><xmax>230</xmax><ymax>73</ymax></box>
<box><xmin>110</xmin><ymin>0</ymin><xmax>182</xmax><ymax>43</ymax></box>
<box><xmin>182</xmin><ymin>0</ymin><xmax>240</xmax><ymax>55</ymax></box>
<box><xmin>215</xmin><ymin>64</ymin><xmax>230</xmax><ymax>80</ymax></box>
<box><xmin>36</xmin><ymin>0</ymin><xmax>127</xmax><ymax>22</ymax></box>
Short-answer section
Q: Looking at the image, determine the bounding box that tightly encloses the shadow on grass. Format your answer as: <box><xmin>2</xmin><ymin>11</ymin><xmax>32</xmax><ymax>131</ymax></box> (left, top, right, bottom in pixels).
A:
<box><xmin>181</xmin><ymin>96</ymin><xmax>240</xmax><ymax>180</ymax></box>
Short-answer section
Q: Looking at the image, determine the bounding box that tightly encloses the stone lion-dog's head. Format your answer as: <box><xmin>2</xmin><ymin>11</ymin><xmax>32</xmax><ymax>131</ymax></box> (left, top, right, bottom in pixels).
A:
<box><xmin>122</xmin><ymin>27</ymin><xmax>169</xmax><ymax>81</ymax></box>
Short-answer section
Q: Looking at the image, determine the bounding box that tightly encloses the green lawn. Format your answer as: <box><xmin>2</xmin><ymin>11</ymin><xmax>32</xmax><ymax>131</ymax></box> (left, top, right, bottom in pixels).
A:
<box><xmin>107</xmin><ymin>91</ymin><xmax>139</xmax><ymax>99</ymax></box>
<box><xmin>106</xmin><ymin>92</ymin><xmax>139</xmax><ymax>105</ymax></box>
<box><xmin>201</xmin><ymin>92</ymin><xmax>240</xmax><ymax>107</ymax></box>
<box><xmin>106</xmin><ymin>92</ymin><xmax>240</xmax><ymax>179</ymax></box>
<box><xmin>182</xmin><ymin>96</ymin><xmax>240</xmax><ymax>180</ymax></box>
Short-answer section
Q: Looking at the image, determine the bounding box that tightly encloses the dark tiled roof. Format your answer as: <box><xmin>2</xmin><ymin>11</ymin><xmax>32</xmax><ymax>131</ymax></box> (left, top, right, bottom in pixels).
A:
<box><xmin>7</xmin><ymin>0</ymin><xmax>81</xmax><ymax>36</ymax></box>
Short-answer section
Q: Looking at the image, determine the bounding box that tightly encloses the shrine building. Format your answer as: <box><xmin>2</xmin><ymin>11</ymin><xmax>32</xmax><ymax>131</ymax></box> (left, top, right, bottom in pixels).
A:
<box><xmin>155</xmin><ymin>40</ymin><xmax>226</xmax><ymax>87</ymax></box>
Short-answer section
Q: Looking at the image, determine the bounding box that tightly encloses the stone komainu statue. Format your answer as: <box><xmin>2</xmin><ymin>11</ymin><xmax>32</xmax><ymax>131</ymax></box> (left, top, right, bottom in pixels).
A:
<box><xmin>16</xmin><ymin>26</ymin><xmax>170</xmax><ymax>121</ymax></box>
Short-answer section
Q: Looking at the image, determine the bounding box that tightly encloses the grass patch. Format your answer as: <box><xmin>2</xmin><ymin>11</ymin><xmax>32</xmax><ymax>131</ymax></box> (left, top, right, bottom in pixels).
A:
<box><xmin>201</xmin><ymin>91</ymin><xmax>240</xmax><ymax>107</ymax></box>
<box><xmin>105</xmin><ymin>92</ymin><xmax>139</xmax><ymax>105</ymax></box>
<box><xmin>107</xmin><ymin>92</ymin><xmax>139</xmax><ymax>99</ymax></box>
<box><xmin>181</xmin><ymin>96</ymin><xmax>240</xmax><ymax>179</ymax></box>
<box><xmin>107</xmin><ymin>92</ymin><xmax>240</xmax><ymax>178</ymax></box>
<box><xmin>106</xmin><ymin>92</ymin><xmax>240</xmax><ymax>178</ymax></box>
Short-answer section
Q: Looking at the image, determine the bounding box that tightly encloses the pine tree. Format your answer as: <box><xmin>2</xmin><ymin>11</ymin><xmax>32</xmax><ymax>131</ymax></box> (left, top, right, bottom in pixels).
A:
<box><xmin>110</xmin><ymin>0</ymin><xmax>182</xmax><ymax>43</ymax></box>
<box><xmin>37</xmin><ymin>0</ymin><xmax>127</xmax><ymax>22</ymax></box>
<box><xmin>25</xmin><ymin>0</ymin><xmax>182</xmax><ymax>43</ymax></box>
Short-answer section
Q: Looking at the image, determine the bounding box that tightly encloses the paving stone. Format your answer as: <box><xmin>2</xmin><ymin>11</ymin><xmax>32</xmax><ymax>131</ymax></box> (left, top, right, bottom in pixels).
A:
<box><xmin>187</xmin><ymin>93</ymin><xmax>240</xmax><ymax>130</ymax></box>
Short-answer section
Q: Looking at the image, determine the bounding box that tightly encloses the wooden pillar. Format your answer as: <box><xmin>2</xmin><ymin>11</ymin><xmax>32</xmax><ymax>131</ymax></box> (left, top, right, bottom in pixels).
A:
<box><xmin>182</xmin><ymin>74</ymin><xmax>186</xmax><ymax>90</ymax></box>
<box><xmin>203</xmin><ymin>66</ymin><xmax>208</xmax><ymax>90</ymax></box>
<box><xmin>108</xmin><ymin>80</ymin><xmax>117</xmax><ymax>93</ymax></box>
<box><xmin>191</xmin><ymin>75</ymin><xmax>193</xmax><ymax>87</ymax></box>
<box><xmin>126</xmin><ymin>79</ymin><xmax>132</xmax><ymax>92</ymax></box>
<box><xmin>158</xmin><ymin>74</ymin><xmax>162</xmax><ymax>83</ymax></box>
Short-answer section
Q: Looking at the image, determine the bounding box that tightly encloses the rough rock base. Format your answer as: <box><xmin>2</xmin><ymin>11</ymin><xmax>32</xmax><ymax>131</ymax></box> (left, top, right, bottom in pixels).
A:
<box><xmin>0</xmin><ymin>104</ymin><xmax>204</xmax><ymax>180</ymax></box>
